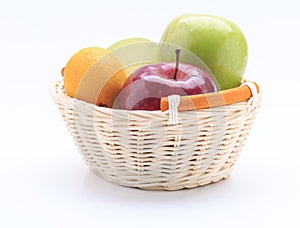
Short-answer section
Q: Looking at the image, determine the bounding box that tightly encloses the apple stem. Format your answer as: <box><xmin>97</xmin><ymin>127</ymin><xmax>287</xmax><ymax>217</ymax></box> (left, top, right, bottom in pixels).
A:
<box><xmin>173</xmin><ymin>49</ymin><xmax>181</xmax><ymax>80</ymax></box>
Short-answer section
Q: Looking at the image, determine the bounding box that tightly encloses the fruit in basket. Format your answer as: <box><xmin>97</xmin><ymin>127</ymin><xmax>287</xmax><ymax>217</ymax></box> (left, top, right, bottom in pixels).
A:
<box><xmin>113</xmin><ymin>49</ymin><xmax>217</xmax><ymax>110</ymax></box>
<box><xmin>63</xmin><ymin>47</ymin><xmax>127</xmax><ymax>107</ymax></box>
<box><xmin>160</xmin><ymin>14</ymin><xmax>248</xmax><ymax>90</ymax></box>
<box><xmin>108</xmin><ymin>37</ymin><xmax>154</xmax><ymax>76</ymax></box>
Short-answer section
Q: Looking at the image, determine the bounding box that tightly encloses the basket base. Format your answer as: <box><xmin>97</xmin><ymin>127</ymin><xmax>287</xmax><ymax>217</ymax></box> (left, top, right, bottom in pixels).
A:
<box><xmin>139</xmin><ymin>176</ymin><xmax>229</xmax><ymax>191</ymax></box>
<box><xmin>90</xmin><ymin>167</ymin><xmax>231</xmax><ymax>191</ymax></box>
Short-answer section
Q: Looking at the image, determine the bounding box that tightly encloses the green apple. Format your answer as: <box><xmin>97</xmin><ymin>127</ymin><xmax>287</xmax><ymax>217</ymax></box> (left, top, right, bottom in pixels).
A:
<box><xmin>108</xmin><ymin>37</ymin><xmax>154</xmax><ymax>75</ymax></box>
<box><xmin>160</xmin><ymin>14</ymin><xmax>248</xmax><ymax>90</ymax></box>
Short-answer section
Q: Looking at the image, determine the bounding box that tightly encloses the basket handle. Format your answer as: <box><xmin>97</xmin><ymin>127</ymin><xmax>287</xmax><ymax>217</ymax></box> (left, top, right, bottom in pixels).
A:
<box><xmin>167</xmin><ymin>95</ymin><xmax>180</xmax><ymax>125</ymax></box>
<box><xmin>161</xmin><ymin>81</ymin><xmax>260</xmax><ymax>112</ymax></box>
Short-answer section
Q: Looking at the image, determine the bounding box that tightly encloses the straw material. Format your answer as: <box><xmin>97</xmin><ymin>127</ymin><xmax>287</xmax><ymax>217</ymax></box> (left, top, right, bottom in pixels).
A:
<box><xmin>50</xmin><ymin>80</ymin><xmax>261</xmax><ymax>190</ymax></box>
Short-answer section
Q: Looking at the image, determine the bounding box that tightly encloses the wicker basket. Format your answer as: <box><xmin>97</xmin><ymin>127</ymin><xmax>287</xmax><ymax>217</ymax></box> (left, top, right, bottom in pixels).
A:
<box><xmin>50</xmin><ymin>80</ymin><xmax>261</xmax><ymax>190</ymax></box>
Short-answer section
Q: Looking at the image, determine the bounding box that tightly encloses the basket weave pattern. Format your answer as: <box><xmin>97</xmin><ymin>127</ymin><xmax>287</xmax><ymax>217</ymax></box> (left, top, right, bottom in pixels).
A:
<box><xmin>51</xmin><ymin>80</ymin><xmax>261</xmax><ymax>190</ymax></box>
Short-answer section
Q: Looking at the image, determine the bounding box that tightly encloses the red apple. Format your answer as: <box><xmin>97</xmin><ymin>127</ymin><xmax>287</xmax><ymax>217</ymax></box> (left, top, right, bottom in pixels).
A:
<box><xmin>113</xmin><ymin>49</ymin><xmax>217</xmax><ymax>110</ymax></box>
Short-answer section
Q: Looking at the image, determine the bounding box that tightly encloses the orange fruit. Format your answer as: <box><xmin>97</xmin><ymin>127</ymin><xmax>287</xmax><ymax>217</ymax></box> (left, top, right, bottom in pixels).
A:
<box><xmin>63</xmin><ymin>47</ymin><xmax>127</xmax><ymax>107</ymax></box>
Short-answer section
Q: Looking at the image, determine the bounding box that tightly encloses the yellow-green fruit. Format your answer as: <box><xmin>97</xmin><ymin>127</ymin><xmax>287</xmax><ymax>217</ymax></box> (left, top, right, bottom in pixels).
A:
<box><xmin>108</xmin><ymin>38</ymin><xmax>155</xmax><ymax>75</ymax></box>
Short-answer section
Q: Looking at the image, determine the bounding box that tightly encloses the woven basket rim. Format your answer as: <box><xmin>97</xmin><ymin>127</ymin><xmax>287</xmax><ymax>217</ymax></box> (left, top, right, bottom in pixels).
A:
<box><xmin>51</xmin><ymin>79</ymin><xmax>260</xmax><ymax>114</ymax></box>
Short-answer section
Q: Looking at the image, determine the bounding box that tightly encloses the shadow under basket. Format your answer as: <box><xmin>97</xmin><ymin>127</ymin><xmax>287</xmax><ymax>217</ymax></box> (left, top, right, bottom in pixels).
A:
<box><xmin>50</xmin><ymin>80</ymin><xmax>261</xmax><ymax>191</ymax></box>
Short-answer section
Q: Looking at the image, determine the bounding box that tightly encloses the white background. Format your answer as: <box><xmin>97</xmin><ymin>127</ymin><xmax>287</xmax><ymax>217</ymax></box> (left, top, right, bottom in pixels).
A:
<box><xmin>1</xmin><ymin>0</ymin><xmax>300</xmax><ymax>227</ymax></box>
